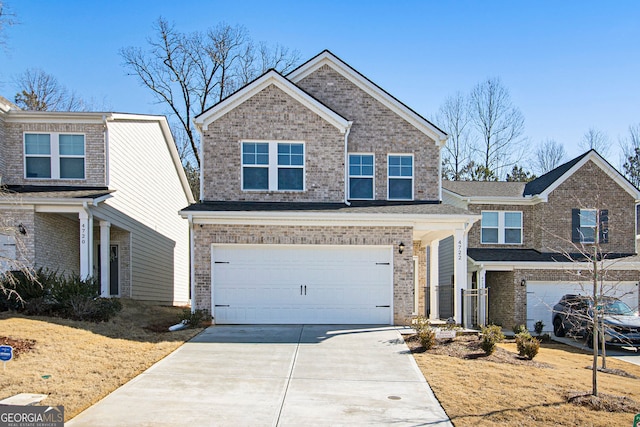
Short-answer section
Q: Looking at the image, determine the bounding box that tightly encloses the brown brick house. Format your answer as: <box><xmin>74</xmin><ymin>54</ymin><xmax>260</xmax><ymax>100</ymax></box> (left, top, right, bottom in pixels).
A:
<box><xmin>443</xmin><ymin>150</ymin><xmax>640</xmax><ymax>331</ymax></box>
<box><xmin>181</xmin><ymin>51</ymin><xmax>479</xmax><ymax>325</ymax></box>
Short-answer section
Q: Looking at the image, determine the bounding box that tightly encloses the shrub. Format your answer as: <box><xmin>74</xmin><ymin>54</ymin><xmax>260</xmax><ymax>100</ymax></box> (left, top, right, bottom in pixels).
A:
<box><xmin>412</xmin><ymin>316</ymin><xmax>431</xmax><ymax>334</ymax></box>
<box><xmin>515</xmin><ymin>330</ymin><xmax>532</xmax><ymax>355</ymax></box>
<box><xmin>418</xmin><ymin>329</ymin><xmax>437</xmax><ymax>350</ymax></box>
<box><xmin>516</xmin><ymin>329</ymin><xmax>540</xmax><ymax>360</ymax></box>
<box><xmin>481</xmin><ymin>324</ymin><xmax>505</xmax><ymax>355</ymax></box>
<box><xmin>179</xmin><ymin>309</ymin><xmax>210</xmax><ymax>328</ymax></box>
<box><xmin>534</xmin><ymin>320</ymin><xmax>545</xmax><ymax>336</ymax></box>
<box><xmin>512</xmin><ymin>324</ymin><xmax>527</xmax><ymax>335</ymax></box>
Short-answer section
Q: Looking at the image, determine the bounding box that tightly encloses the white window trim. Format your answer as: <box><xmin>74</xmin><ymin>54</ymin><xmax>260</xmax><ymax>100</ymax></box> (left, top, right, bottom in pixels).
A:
<box><xmin>579</xmin><ymin>208</ymin><xmax>597</xmax><ymax>244</ymax></box>
<box><xmin>24</xmin><ymin>132</ymin><xmax>86</xmax><ymax>180</ymax></box>
<box><xmin>348</xmin><ymin>152</ymin><xmax>375</xmax><ymax>200</ymax></box>
<box><xmin>387</xmin><ymin>153</ymin><xmax>414</xmax><ymax>201</ymax></box>
<box><xmin>481</xmin><ymin>210</ymin><xmax>523</xmax><ymax>245</ymax></box>
<box><xmin>241</xmin><ymin>140</ymin><xmax>305</xmax><ymax>192</ymax></box>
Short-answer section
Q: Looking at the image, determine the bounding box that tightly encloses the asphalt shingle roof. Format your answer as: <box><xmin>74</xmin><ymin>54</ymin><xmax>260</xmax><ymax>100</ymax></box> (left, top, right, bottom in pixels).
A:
<box><xmin>467</xmin><ymin>248</ymin><xmax>637</xmax><ymax>263</ymax></box>
<box><xmin>1</xmin><ymin>185</ymin><xmax>113</xmax><ymax>200</ymax></box>
<box><xmin>442</xmin><ymin>181</ymin><xmax>527</xmax><ymax>198</ymax></box>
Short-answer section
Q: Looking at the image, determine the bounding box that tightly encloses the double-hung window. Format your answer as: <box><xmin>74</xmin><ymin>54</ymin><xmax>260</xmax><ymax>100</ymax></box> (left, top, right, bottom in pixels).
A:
<box><xmin>348</xmin><ymin>154</ymin><xmax>374</xmax><ymax>199</ymax></box>
<box><xmin>572</xmin><ymin>208</ymin><xmax>608</xmax><ymax>244</ymax></box>
<box><xmin>242</xmin><ymin>141</ymin><xmax>304</xmax><ymax>191</ymax></box>
<box><xmin>24</xmin><ymin>133</ymin><xmax>85</xmax><ymax>179</ymax></box>
<box><xmin>481</xmin><ymin>211</ymin><xmax>523</xmax><ymax>244</ymax></box>
<box><xmin>388</xmin><ymin>154</ymin><xmax>413</xmax><ymax>200</ymax></box>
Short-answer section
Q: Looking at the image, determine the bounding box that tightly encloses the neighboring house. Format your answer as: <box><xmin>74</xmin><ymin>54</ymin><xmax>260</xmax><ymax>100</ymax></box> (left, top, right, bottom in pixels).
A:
<box><xmin>181</xmin><ymin>50</ymin><xmax>480</xmax><ymax>325</ymax></box>
<box><xmin>0</xmin><ymin>96</ymin><xmax>195</xmax><ymax>305</ymax></box>
<box><xmin>444</xmin><ymin>150</ymin><xmax>640</xmax><ymax>332</ymax></box>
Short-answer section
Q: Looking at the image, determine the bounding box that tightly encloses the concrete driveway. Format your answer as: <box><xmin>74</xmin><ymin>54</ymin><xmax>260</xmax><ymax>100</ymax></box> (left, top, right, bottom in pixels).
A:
<box><xmin>67</xmin><ymin>325</ymin><xmax>452</xmax><ymax>426</ymax></box>
<box><xmin>552</xmin><ymin>335</ymin><xmax>640</xmax><ymax>366</ymax></box>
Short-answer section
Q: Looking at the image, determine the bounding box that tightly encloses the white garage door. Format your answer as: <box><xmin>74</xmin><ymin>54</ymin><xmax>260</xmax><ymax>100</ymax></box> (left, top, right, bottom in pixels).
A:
<box><xmin>211</xmin><ymin>245</ymin><xmax>393</xmax><ymax>324</ymax></box>
<box><xmin>526</xmin><ymin>281</ymin><xmax>639</xmax><ymax>332</ymax></box>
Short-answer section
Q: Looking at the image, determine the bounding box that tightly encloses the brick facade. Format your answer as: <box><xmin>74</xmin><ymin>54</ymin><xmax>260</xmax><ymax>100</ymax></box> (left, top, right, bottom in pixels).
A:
<box><xmin>296</xmin><ymin>65</ymin><xmax>440</xmax><ymax>201</ymax></box>
<box><xmin>35</xmin><ymin>213</ymin><xmax>80</xmax><ymax>275</ymax></box>
<box><xmin>201</xmin><ymin>85</ymin><xmax>345</xmax><ymax>202</ymax></box>
<box><xmin>3</xmin><ymin>122</ymin><xmax>106</xmax><ymax>186</ymax></box>
<box><xmin>193</xmin><ymin>224</ymin><xmax>415</xmax><ymax>324</ymax></box>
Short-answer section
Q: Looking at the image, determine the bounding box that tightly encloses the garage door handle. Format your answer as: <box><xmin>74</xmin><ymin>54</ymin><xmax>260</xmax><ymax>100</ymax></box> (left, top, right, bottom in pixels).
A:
<box><xmin>215</xmin><ymin>304</ymin><xmax>230</xmax><ymax>307</ymax></box>
<box><xmin>376</xmin><ymin>262</ymin><xmax>390</xmax><ymax>265</ymax></box>
<box><xmin>376</xmin><ymin>305</ymin><xmax>390</xmax><ymax>308</ymax></box>
<box><xmin>304</xmin><ymin>285</ymin><xmax>307</xmax><ymax>295</ymax></box>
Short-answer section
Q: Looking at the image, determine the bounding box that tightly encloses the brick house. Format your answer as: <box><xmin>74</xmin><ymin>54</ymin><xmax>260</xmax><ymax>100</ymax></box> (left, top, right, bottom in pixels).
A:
<box><xmin>0</xmin><ymin>97</ymin><xmax>194</xmax><ymax>304</ymax></box>
<box><xmin>443</xmin><ymin>150</ymin><xmax>640</xmax><ymax>331</ymax></box>
<box><xmin>181</xmin><ymin>50</ymin><xmax>479</xmax><ymax>325</ymax></box>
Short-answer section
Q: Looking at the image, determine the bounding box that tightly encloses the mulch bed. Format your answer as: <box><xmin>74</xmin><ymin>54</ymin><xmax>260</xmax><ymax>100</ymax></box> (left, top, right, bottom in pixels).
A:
<box><xmin>0</xmin><ymin>336</ymin><xmax>36</xmax><ymax>358</ymax></box>
<box><xmin>566</xmin><ymin>391</ymin><xmax>640</xmax><ymax>413</ymax></box>
<box><xmin>404</xmin><ymin>333</ymin><xmax>553</xmax><ymax>368</ymax></box>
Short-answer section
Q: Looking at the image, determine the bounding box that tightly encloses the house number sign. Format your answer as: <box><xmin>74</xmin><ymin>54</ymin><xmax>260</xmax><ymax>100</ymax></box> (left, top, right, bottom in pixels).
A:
<box><xmin>81</xmin><ymin>222</ymin><xmax>87</xmax><ymax>245</ymax></box>
<box><xmin>457</xmin><ymin>239</ymin><xmax>463</xmax><ymax>261</ymax></box>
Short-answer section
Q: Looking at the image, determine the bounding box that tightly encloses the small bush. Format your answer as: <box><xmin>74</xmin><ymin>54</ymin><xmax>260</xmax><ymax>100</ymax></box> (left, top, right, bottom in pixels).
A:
<box><xmin>481</xmin><ymin>324</ymin><xmax>505</xmax><ymax>355</ymax></box>
<box><xmin>512</xmin><ymin>324</ymin><xmax>527</xmax><ymax>335</ymax></box>
<box><xmin>521</xmin><ymin>338</ymin><xmax>540</xmax><ymax>360</ymax></box>
<box><xmin>179</xmin><ymin>309</ymin><xmax>210</xmax><ymax>328</ymax></box>
<box><xmin>534</xmin><ymin>320</ymin><xmax>545</xmax><ymax>336</ymax></box>
<box><xmin>418</xmin><ymin>329</ymin><xmax>437</xmax><ymax>350</ymax></box>
<box><xmin>515</xmin><ymin>330</ymin><xmax>532</xmax><ymax>355</ymax></box>
<box><xmin>412</xmin><ymin>316</ymin><xmax>431</xmax><ymax>334</ymax></box>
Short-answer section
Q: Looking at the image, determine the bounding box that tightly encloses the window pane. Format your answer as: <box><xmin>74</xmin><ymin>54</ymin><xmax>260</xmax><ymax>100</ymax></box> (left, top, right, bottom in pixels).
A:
<box><xmin>278</xmin><ymin>143</ymin><xmax>304</xmax><ymax>166</ymax></box>
<box><xmin>243</xmin><ymin>167</ymin><xmax>268</xmax><ymax>190</ymax></box>
<box><xmin>59</xmin><ymin>135</ymin><xmax>84</xmax><ymax>155</ymax></box>
<box><xmin>389</xmin><ymin>156</ymin><xmax>412</xmax><ymax>177</ymax></box>
<box><xmin>349</xmin><ymin>177</ymin><xmax>373</xmax><ymax>199</ymax></box>
<box><xmin>60</xmin><ymin>158</ymin><xmax>85</xmax><ymax>179</ymax></box>
<box><xmin>580</xmin><ymin>209</ymin><xmax>597</xmax><ymax>227</ymax></box>
<box><xmin>505</xmin><ymin>229</ymin><xmax>522</xmax><ymax>244</ymax></box>
<box><xmin>389</xmin><ymin>178</ymin><xmax>412</xmax><ymax>199</ymax></box>
<box><xmin>504</xmin><ymin>212</ymin><xmax>521</xmax><ymax>228</ymax></box>
<box><xmin>482</xmin><ymin>212</ymin><xmax>498</xmax><ymax>227</ymax></box>
<box><xmin>349</xmin><ymin>155</ymin><xmax>373</xmax><ymax>177</ymax></box>
<box><xmin>482</xmin><ymin>228</ymin><xmax>499</xmax><ymax>243</ymax></box>
<box><xmin>278</xmin><ymin>168</ymin><xmax>303</xmax><ymax>190</ymax></box>
<box><xmin>242</xmin><ymin>143</ymin><xmax>268</xmax><ymax>165</ymax></box>
<box><xmin>26</xmin><ymin>157</ymin><xmax>51</xmax><ymax>178</ymax></box>
<box><xmin>25</xmin><ymin>134</ymin><xmax>51</xmax><ymax>155</ymax></box>
<box><xmin>580</xmin><ymin>226</ymin><xmax>596</xmax><ymax>243</ymax></box>
<box><xmin>278</xmin><ymin>154</ymin><xmax>291</xmax><ymax>166</ymax></box>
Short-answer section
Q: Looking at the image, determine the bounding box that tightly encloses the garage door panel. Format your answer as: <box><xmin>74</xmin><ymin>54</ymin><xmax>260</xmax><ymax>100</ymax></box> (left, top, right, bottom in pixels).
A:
<box><xmin>212</xmin><ymin>245</ymin><xmax>392</xmax><ymax>325</ymax></box>
<box><xmin>526</xmin><ymin>282</ymin><xmax>639</xmax><ymax>332</ymax></box>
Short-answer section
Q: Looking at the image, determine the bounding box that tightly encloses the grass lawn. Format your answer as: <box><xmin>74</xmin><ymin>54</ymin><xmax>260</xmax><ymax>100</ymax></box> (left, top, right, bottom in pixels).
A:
<box><xmin>409</xmin><ymin>335</ymin><xmax>640</xmax><ymax>426</ymax></box>
<box><xmin>0</xmin><ymin>300</ymin><xmax>203</xmax><ymax>422</ymax></box>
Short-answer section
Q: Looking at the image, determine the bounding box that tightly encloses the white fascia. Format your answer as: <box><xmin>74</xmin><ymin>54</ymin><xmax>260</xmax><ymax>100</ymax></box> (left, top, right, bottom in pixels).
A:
<box><xmin>469</xmin><ymin>259</ymin><xmax>640</xmax><ymax>271</ymax></box>
<box><xmin>194</xmin><ymin>71</ymin><xmax>350</xmax><ymax>134</ymax></box>
<box><xmin>4</xmin><ymin>110</ymin><xmax>107</xmax><ymax>124</ymax></box>
<box><xmin>442</xmin><ymin>189</ymin><xmax>545</xmax><ymax>206</ymax></box>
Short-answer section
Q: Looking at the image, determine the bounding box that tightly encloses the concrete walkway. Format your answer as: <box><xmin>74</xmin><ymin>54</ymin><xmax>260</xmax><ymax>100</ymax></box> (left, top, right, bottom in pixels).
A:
<box><xmin>67</xmin><ymin>325</ymin><xmax>452</xmax><ymax>426</ymax></box>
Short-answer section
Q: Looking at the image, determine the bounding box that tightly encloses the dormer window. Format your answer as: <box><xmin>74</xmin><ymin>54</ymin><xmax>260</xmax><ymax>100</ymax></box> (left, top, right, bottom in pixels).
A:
<box><xmin>24</xmin><ymin>133</ymin><xmax>85</xmax><ymax>179</ymax></box>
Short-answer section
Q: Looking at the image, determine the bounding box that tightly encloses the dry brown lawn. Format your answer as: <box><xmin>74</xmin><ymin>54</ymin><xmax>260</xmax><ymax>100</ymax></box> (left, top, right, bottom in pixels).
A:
<box><xmin>0</xmin><ymin>300</ymin><xmax>203</xmax><ymax>422</ymax></box>
<box><xmin>409</xmin><ymin>335</ymin><xmax>640</xmax><ymax>427</ymax></box>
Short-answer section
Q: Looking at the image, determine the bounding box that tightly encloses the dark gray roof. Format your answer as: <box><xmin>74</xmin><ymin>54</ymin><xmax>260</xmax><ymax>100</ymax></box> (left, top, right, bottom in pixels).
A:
<box><xmin>523</xmin><ymin>150</ymin><xmax>592</xmax><ymax>196</ymax></box>
<box><xmin>442</xmin><ymin>181</ymin><xmax>527</xmax><ymax>198</ymax></box>
<box><xmin>1</xmin><ymin>185</ymin><xmax>113</xmax><ymax>200</ymax></box>
<box><xmin>468</xmin><ymin>248</ymin><xmax>637</xmax><ymax>263</ymax></box>
<box><xmin>182</xmin><ymin>200</ymin><xmax>473</xmax><ymax>216</ymax></box>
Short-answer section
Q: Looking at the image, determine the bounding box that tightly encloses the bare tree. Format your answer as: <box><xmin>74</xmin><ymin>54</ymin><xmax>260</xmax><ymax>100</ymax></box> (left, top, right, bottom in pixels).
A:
<box><xmin>619</xmin><ymin>124</ymin><xmax>640</xmax><ymax>186</ymax></box>
<box><xmin>534</xmin><ymin>139</ymin><xmax>566</xmax><ymax>175</ymax></box>
<box><xmin>14</xmin><ymin>68</ymin><xmax>87</xmax><ymax>111</ymax></box>
<box><xmin>579</xmin><ymin>127</ymin><xmax>610</xmax><ymax>158</ymax></box>
<box><xmin>433</xmin><ymin>92</ymin><xmax>472</xmax><ymax>180</ymax></box>
<box><xmin>469</xmin><ymin>77</ymin><xmax>525</xmax><ymax>179</ymax></box>
<box><xmin>120</xmin><ymin>17</ymin><xmax>300</xmax><ymax>169</ymax></box>
<box><xmin>0</xmin><ymin>1</ymin><xmax>17</xmax><ymax>49</ymax></box>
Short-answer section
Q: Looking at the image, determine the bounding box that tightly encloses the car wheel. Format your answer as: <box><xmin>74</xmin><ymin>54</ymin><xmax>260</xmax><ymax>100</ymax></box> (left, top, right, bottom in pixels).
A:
<box><xmin>586</xmin><ymin>333</ymin><xmax>594</xmax><ymax>349</ymax></box>
<box><xmin>553</xmin><ymin>317</ymin><xmax>565</xmax><ymax>337</ymax></box>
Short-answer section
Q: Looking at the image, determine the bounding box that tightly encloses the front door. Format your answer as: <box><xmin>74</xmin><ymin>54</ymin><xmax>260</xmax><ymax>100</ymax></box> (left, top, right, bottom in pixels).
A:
<box><xmin>98</xmin><ymin>244</ymin><xmax>119</xmax><ymax>296</ymax></box>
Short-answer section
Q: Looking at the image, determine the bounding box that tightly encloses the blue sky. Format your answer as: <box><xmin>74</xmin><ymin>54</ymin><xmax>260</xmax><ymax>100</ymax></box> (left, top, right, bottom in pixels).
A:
<box><xmin>1</xmin><ymin>1</ymin><xmax>638</xmax><ymax>167</ymax></box>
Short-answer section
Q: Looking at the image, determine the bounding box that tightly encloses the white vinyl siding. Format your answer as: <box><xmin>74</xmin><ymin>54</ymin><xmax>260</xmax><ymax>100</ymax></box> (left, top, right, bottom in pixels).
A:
<box><xmin>104</xmin><ymin>120</ymin><xmax>191</xmax><ymax>304</ymax></box>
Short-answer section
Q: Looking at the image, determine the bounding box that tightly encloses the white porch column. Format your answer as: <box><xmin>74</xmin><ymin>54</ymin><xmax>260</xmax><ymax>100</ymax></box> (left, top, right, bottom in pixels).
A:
<box><xmin>453</xmin><ymin>228</ymin><xmax>468</xmax><ymax>324</ymax></box>
<box><xmin>79</xmin><ymin>211</ymin><xmax>92</xmax><ymax>279</ymax></box>
<box><xmin>100</xmin><ymin>221</ymin><xmax>111</xmax><ymax>297</ymax></box>
<box><xmin>429</xmin><ymin>240</ymin><xmax>439</xmax><ymax>321</ymax></box>
<box><xmin>479</xmin><ymin>267</ymin><xmax>487</xmax><ymax>326</ymax></box>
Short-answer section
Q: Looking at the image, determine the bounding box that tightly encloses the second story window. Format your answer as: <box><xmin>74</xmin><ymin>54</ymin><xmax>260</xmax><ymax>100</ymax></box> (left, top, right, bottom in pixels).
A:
<box><xmin>481</xmin><ymin>211</ymin><xmax>522</xmax><ymax>244</ymax></box>
<box><xmin>241</xmin><ymin>141</ymin><xmax>305</xmax><ymax>191</ymax></box>
<box><xmin>572</xmin><ymin>208</ymin><xmax>608</xmax><ymax>244</ymax></box>
<box><xmin>348</xmin><ymin>154</ymin><xmax>374</xmax><ymax>200</ymax></box>
<box><xmin>24</xmin><ymin>133</ymin><xmax>85</xmax><ymax>180</ymax></box>
<box><xmin>388</xmin><ymin>154</ymin><xmax>413</xmax><ymax>200</ymax></box>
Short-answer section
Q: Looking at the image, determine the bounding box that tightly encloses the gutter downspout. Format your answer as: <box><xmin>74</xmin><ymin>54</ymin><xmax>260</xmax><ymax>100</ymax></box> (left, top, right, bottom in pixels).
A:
<box><xmin>188</xmin><ymin>214</ymin><xmax>196</xmax><ymax>313</ymax></box>
<box><xmin>102</xmin><ymin>115</ymin><xmax>110</xmax><ymax>187</ymax></box>
<box><xmin>344</xmin><ymin>122</ymin><xmax>353</xmax><ymax>206</ymax></box>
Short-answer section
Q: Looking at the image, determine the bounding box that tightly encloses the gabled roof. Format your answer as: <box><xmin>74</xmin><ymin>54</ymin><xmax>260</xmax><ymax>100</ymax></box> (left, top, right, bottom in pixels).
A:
<box><xmin>194</xmin><ymin>69</ymin><xmax>351</xmax><ymax>133</ymax></box>
<box><xmin>287</xmin><ymin>50</ymin><xmax>447</xmax><ymax>145</ymax></box>
<box><xmin>524</xmin><ymin>149</ymin><xmax>640</xmax><ymax>199</ymax></box>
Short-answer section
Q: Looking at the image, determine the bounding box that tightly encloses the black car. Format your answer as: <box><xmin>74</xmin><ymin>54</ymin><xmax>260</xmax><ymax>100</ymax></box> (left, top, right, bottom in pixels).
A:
<box><xmin>552</xmin><ymin>294</ymin><xmax>640</xmax><ymax>348</ymax></box>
